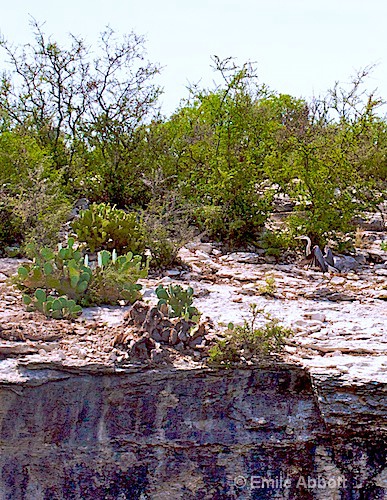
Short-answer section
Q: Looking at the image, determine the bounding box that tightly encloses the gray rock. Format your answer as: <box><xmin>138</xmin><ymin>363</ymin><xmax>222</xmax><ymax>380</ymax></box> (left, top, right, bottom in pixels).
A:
<box><xmin>222</xmin><ymin>252</ymin><xmax>261</xmax><ymax>264</ymax></box>
<box><xmin>130</xmin><ymin>336</ymin><xmax>156</xmax><ymax>362</ymax></box>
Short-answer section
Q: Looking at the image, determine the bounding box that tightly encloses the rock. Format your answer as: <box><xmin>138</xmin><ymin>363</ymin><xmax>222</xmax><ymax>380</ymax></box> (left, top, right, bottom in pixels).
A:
<box><xmin>272</xmin><ymin>193</ymin><xmax>295</xmax><ymax>212</ymax></box>
<box><xmin>292</xmin><ymin>319</ymin><xmax>323</xmax><ymax>332</ymax></box>
<box><xmin>169</xmin><ymin>329</ymin><xmax>179</xmax><ymax>346</ymax></box>
<box><xmin>150</xmin><ymin>346</ymin><xmax>170</xmax><ymax>365</ymax></box>
<box><xmin>221</xmin><ymin>252</ymin><xmax>261</xmax><ymax>264</ymax></box>
<box><xmin>185</xmin><ymin>242</ymin><xmax>214</xmax><ymax>254</ymax></box>
<box><xmin>178</xmin><ymin>330</ymin><xmax>189</xmax><ymax>343</ymax></box>
<box><xmin>149</xmin><ymin>329</ymin><xmax>163</xmax><ymax>342</ymax></box>
<box><xmin>164</xmin><ymin>269</ymin><xmax>181</xmax><ymax>277</ymax></box>
<box><xmin>188</xmin><ymin>336</ymin><xmax>204</xmax><ymax>349</ymax></box>
<box><xmin>305</xmin><ymin>312</ymin><xmax>326</xmax><ymax>323</ymax></box>
<box><xmin>127</xmin><ymin>301</ymin><xmax>149</xmax><ymax>326</ymax></box>
<box><xmin>367</xmin><ymin>250</ymin><xmax>387</xmax><ymax>263</ymax></box>
<box><xmin>68</xmin><ymin>197</ymin><xmax>89</xmax><ymax>219</ymax></box>
<box><xmin>161</xmin><ymin>328</ymin><xmax>171</xmax><ymax>343</ymax></box>
<box><xmin>330</xmin><ymin>276</ymin><xmax>346</xmax><ymax>286</ymax></box>
<box><xmin>0</xmin><ymin>343</ymin><xmax>38</xmax><ymax>355</ymax></box>
<box><xmin>352</xmin><ymin>214</ymin><xmax>385</xmax><ymax>231</ymax></box>
<box><xmin>0</xmin><ymin>258</ymin><xmax>30</xmax><ymax>277</ymax></box>
<box><xmin>130</xmin><ymin>336</ymin><xmax>156</xmax><ymax>362</ymax></box>
<box><xmin>190</xmin><ymin>323</ymin><xmax>206</xmax><ymax>340</ymax></box>
<box><xmin>142</xmin><ymin>307</ymin><xmax>163</xmax><ymax>332</ymax></box>
<box><xmin>70</xmin><ymin>347</ymin><xmax>87</xmax><ymax>359</ymax></box>
<box><xmin>0</xmin><ymin>363</ymin><xmax>384</xmax><ymax>498</ymax></box>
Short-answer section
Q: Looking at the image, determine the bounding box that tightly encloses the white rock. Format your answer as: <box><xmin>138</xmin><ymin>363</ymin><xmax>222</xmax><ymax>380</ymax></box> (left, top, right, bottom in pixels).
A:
<box><xmin>221</xmin><ymin>252</ymin><xmax>261</xmax><ymax>264</ymax></box>
<box><xmin>165</xmin><ymin>269</ymin><xmax>181</xmax><ymax>277</ymax></box>
<box><xmin>330</xmin><ymin>276</ymin><xmax>346</xmax><ymax>286</ymax></box>
<box><xmin>305</xmin><ymin>312</ymin><xmax>326</xmax><ymax>322</ymax></box>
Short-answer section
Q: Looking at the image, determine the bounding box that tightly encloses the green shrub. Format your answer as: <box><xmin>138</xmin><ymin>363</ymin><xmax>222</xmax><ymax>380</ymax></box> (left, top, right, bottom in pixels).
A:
<box><xmin>85</xmin><ymin>250</ymin><xmax>150</xmax><ymax>305</ymax></box>
<box><xmin>208</xmin><ymin>304</ymin><xmax>292</xmax><ymax>367</ymax></box>
<box><xmin>71</xmin><ymin>202</ymin><xmax>146</xmax><ymax>254</ymax></box>
<box><xmin>0</xmin><ymin>197</ymin><xmax>23</xmax><ymax>252</ymax></box>
<box><xmin>142</xmin><ymin>195</ymin><xmax>196</xmax><ymax>268</ymax></box>
<box><xmin>258</xmin><ymin>274</ymin><xmax>277</xmax><ymax>297</ymax></box>
<box><xmin>155</xmin><ymin>284</ymin><xmax>200</xmax><ymax>322</ymax></box>
<box><xmin>256</xmin><ymin>229</ymin><xmax>294</xmax><ymax>256</ymax></box>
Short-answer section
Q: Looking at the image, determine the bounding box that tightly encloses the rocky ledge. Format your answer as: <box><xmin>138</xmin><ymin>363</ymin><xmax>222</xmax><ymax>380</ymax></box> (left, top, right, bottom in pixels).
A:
<box><xmin>0</xmin><ymin>233</ymin><xmax>386</xmax><ymax>499</ymax></box>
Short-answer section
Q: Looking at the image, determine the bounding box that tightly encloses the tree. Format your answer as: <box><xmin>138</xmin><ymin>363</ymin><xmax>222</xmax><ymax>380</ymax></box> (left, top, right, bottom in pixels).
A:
<box><xmin>264</xmin><ymin>68</ymin><xmax>387</xmax><ymax>245</ymax></box>
<box><xmin>0</xmin><ymin>19</ymin><xmax>162</xmax><ymax>204</ymax></box>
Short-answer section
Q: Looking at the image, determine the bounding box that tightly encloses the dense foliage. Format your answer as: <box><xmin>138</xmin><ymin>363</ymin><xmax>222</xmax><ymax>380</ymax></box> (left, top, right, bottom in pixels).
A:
<box><xmin>1</xmin><ymin>23</ymin><xmax>386</xmax><ymax>257</ymax></box>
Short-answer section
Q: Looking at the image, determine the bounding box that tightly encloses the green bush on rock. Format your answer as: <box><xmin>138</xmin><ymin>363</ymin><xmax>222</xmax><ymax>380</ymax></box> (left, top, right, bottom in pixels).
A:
<box><xmin>86</xmin><ymin>250</ymin><xmax>150</xmax><ymax>306</ymax></box>
<box><xmin>208</xmin><ymin>304</ymin><xmax>292</xmax><ymax>367</ymax></box>
<box><xmin>71</xmin><ymin>203</ymin><xmax>146</xmax><ymax>254</ymax></box>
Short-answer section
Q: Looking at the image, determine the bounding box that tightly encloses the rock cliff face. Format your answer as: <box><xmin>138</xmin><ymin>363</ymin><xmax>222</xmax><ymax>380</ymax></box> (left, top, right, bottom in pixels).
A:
<box><xmin>0</xmin><ymin>361</ymin><xmax>385</xmax><ymax>499</ymax></box>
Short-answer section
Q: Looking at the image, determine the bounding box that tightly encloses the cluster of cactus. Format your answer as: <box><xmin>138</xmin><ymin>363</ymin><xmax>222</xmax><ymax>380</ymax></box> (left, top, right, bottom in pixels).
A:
<box><xmin>15</xmin><ymin>238</ymin><xmax>150</xmax><ymax>319</ymax></box>
<box><xmin>71</xmin><ymin>202</ymin><xmax>146</xmax><ymax>254</ymax></box>
<box><xmin>15</xmin><ymin>238</ymin><xmax>92</xmax><ymax>302</ymax></box>
<box><xmin>155</xmin><ymin>284</ymin><xmax>200</xmax><ymax>322</ymax></box>
<box><xmin>23</xmin><ymin>289</ymin><xmax>82</xmax><ymax>319</ymax></box>
<box><xmin>85</xmin><ymin>249</ymin><xmax>150</xmax><ymax>305</ymax></box>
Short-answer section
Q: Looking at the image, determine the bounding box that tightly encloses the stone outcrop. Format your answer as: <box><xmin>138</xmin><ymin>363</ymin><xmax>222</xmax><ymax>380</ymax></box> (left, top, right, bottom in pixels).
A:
<box><xmin>0</xmin><ymin>360</ymin><xmax>385</xmax><ymax>499</ymax></box>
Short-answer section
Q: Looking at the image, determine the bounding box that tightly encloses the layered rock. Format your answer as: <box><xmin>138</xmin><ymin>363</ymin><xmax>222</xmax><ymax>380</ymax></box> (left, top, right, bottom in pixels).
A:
<box><xmin>0</xmin><ymin>360</ymin><xmax>385</xmax><ymax>499</ymax></box>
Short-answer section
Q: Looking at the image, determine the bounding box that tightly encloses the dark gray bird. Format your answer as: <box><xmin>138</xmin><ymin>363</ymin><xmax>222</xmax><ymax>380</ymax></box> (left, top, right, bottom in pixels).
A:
<box><xmin>296</xmin><ymin>236</ymin><xmax>339</xmax><ymax>273</ymax></box>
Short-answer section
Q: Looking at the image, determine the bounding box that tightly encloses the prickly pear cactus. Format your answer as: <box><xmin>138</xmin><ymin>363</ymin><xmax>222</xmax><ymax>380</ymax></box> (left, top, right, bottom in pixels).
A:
<box><xmin>71</xmin><ymin>203</ymin><xmax>146</xmax><ymax>254</ymax></box>
<box><xmin>23</xmin><ymin>289</ymin><xmax>83</xmax><ymax>319</ymax></box>
<box><xmin>155</xmin><ymin>284</ymin><xmax>200</xmax><ymax>322</ymax></box>
<box><xmin>14</xmin><ymin>238</ymin><xmax>92</xmax><ymax>302</ymax></box>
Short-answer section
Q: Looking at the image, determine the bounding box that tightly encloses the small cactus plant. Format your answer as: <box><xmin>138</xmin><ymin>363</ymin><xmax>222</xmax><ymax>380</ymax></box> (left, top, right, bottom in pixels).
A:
<box><xmin>14</xmin><ymin>238</ymin><xmax>92</xmax><ymax>301</ymax></box>
<box><xmin>86</xmin><ymin>250</ymin><xmax>150</xmax><ymax>305</ymax></box>
<box><xmin>155</xmin><ymin>284</ymin><xmax>200</xmax><ymax>322</ymax></box>
<box><xmin>14</xmin><ymin>239</ymin><xmax>150</xmax><ymax>317</ymax></box>
<box><xmin>23</xmin><ymin>289</ymin><xmax>83</xmax><ymax>319</ymax></box>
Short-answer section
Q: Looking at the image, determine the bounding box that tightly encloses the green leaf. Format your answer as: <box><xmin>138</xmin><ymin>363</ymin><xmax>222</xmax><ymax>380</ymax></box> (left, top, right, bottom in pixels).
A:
<box><xmin>23</xmin><ymin>294</ymin><xmax>32</xmax><ymax>305</ymax></box>
<box><xmin>43</xmin><ymin>262</ymin><xmax>53</xmax><ymax>275</ymax></box>
<box><xmin>99</xmin><ymin>250</ymin><xmax>111</xmax><ymax>267</ymax></box>
<box><xmin>58</xmin><ymin>297</ymin><xmax>68</xmax><ymax>308</ymax></box>
<box><xmin>51</xmin><ymin>310</ymin><xmax>63</xmax><ymax>319</ymax></box>
<box><xmin>41</xmin><ymin>248</ymin><xmax>55</xmax><ymax>260</ymax></box>
<box><xmin>155</xmin><ymin>285</ymin><xmax>169</xmax><ymax>300</ymax></box>
<box><xmin>34</xmin><ymin>288</ymin><xmax>46</xmax><ymax>303</ymax></box>
<box><xmin>52</xmin><ymin>299</ymin><xmax>62</xmax><ymax>311</ymax></box>
<box><xmin>77</xmin><ymin>280</ymin><xmax>88</xmax><ymax>293</ymax></box>
<box><xmin>58</xmin><ymin>248</ymin><xmax>67</xmax><ymax>260</ymax></box>
<box><xmin>17</xmin><ymin>266</ymin><xmax>29</xmax><ymax>279</ymax></box>
<box><xmin>71</xmin><ymin>305</ymin><xmax>83</xmax><ymax>316</ymax></box>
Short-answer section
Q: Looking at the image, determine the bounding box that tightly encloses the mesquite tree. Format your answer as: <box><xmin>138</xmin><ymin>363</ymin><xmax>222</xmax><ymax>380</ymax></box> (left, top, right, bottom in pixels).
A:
<box><xmin>0</xmin><ymin>19</ymin><xmax>162</xmax><ymax>204</ymax></box>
